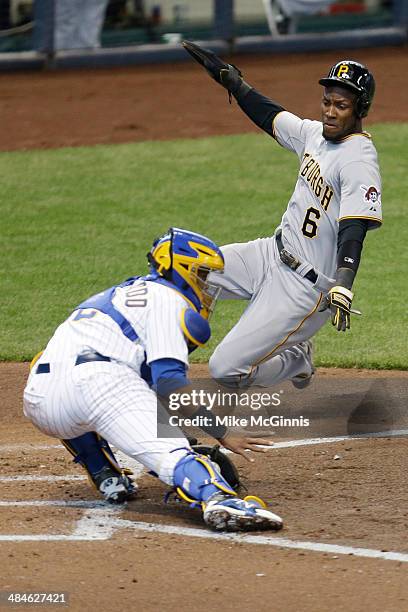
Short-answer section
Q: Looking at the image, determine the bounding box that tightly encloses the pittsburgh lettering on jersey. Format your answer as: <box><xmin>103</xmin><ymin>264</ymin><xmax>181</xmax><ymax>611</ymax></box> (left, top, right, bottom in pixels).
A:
<box><xmin>300</xmin><ymin>153</ymin><xmax>334</xmax><ymax>211</ymax></box>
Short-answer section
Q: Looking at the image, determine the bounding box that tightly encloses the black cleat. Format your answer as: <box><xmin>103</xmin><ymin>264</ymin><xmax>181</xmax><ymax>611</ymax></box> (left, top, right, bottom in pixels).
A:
<box><xmin>93</xmin><ymin>466</ymin><xmax>138</xmax><ymax>504</ymax></box>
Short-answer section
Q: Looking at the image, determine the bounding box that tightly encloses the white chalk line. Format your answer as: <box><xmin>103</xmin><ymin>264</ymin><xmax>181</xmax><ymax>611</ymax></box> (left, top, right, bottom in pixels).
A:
<box><xmin>269</xmin><ymin>428</ymin><xmax>408</xmax><ymax>450</ymax></box>
<box><xmin>72</xmin><ymin>506</ymin><xmax>122</xmax><ymax>540</ymax></box>
<box><xmin>0</xmin><ymin>501</ymin><xmax>120</xmax><ymax>541</ymax></box>
<box><xmin>0</xmin><ymin>499</ymin><xmax>407</xmax><ymax>562</ymax></box>
<box><xmin>109</xmin><ymin>519</ymin><xmax>408</xmax><ymax>563</ymax></box>
<box><xmin>219</xmin><ymin>428</ymin><xmax>408</xmax><ymax>453</ymax></box>
<box><xmin>2</xmin><ymin>430</ymin><xmax>407</xmax><ymax>483</ymax></box>
<box><xmin>1</xmin><ymin>433</ymin><xmax>408</xmax><ymax>558</ymax></box>
<box><xmin>0</xmin><ymin>450</ymin><xmax>144</xmax><ymax>483</ymax></box>
<box><xmin>0</xmin><ymin>475</ymin><xmax>87</xmax><ymax>482</ymax></box>
<box><xmin>0</xmin><ymin>443</ymin><xmax>63</xmax><ymax>453</ymax></box>
<box><xmin>0</xmin><ymin>500</ymin><xmax>108</xmax><ymax>508</ymax></box>
<box><xmin>1</xmin><ymin>428</ymin><xmax>408</xmax><ymax>455</ymax></box>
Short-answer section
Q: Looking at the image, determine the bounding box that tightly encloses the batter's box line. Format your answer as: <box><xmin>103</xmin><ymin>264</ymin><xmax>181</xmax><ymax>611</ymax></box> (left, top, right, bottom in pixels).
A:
<box><xmin>0</xmin><ymin>499</ymin><xmax>408</xmax><ymax>563</ymax></box>
<box><xmin>1</xmin><ymin>428</ymin><xmax>408</xmax><ymax>455</ymax></box>
<box><xmin>266</xmin><ymin>427</ymin><xmax>408</xmax><ymax>450</ymax></box>
<box><xmin>0</xmin><ymin>475</ymin><xmax>87</xmax><ymax>482</ymax></box>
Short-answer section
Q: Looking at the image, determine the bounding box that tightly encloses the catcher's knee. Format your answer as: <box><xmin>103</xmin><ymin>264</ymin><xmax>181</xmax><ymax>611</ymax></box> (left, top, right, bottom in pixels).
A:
<box><xmin>173</xmin><ymin>451</ymin><xmax>236</xmax><ymax>507</ymax></box>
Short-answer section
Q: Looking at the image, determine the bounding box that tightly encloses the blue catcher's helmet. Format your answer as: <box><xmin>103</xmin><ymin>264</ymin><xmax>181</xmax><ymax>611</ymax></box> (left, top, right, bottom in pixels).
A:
<box><xmin>147</xmin><ymin>228</ymin><xmax>224</xmax><ymax>318</ymax></box>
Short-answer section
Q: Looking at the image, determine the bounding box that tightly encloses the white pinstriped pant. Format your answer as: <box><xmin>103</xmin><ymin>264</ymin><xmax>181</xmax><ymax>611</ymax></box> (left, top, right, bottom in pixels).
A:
<box><xmin>23</xmin><ymin>360</ymin><xmax>188</xmax><ymax>485</ymax></box>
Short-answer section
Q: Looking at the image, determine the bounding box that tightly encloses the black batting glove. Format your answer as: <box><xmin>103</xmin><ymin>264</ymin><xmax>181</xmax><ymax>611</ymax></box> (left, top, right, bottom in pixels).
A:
<box><xmin>182</xmin><ymin>41</ymin><xmax>251</xmax><ymax>101</ymax></box>
<box><xmin>219</xmin><ymin>64</ymin><xmax>244</xmax><ymax>94</ymax></box>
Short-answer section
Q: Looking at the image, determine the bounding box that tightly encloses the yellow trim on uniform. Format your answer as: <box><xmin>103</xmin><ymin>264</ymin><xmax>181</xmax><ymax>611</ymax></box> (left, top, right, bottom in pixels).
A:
<box><xmin>100</xmin><ymin>447</ymin><xmax>126</xmax><ymax>475</ymax></box>
<box><xmin>338</xmin><ymin>131</ymin><xmax>372</xmax><ymax>142</ymax></box>
<box><xmin>180</xmin><ymin>307</ymin><xmax>206</xmax><ymax>348</ymax></box>
<box><xmin>338</xmin><ymin>215</ymin><xmax>382</xmax><ymax>225</ymax></box>
<box><xmin>60</xmin><ymin>439</ymin><xmax>101</xmax><ymax>491</ymax></box>
<box><xmin>29</xmin><ymin>350</ymin><xmax>44</xmax><ymax>371</ymax></box>
<box><xmin>95</xmin><ymin>433</ymin><xmax>124</xmax><ymax>473</ymax></box>
<box><xmin>60</xmin><ymin>439</ymin><xmax>76</xmax><ymax>458</ymax></box>
<box><xmin>251</xmin><ymin>293</ymin><xmax>323</xmax><ymax>369</ymax></box>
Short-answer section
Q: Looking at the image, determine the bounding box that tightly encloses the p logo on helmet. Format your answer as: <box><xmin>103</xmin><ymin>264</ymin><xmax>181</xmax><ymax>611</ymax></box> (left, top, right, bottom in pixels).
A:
<box><xmin>319</xmin><ymin>60</ymin><xmax>376</xmax><ymax>118</ymax></box>
<box><xmin>337</xmin><ymin>64</ymin><xmax>349</xmax><ymax>79</ymax></box>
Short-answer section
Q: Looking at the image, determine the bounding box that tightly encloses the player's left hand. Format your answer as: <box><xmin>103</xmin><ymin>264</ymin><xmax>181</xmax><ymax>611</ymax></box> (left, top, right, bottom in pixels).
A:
<box><xmin>182</xmin><ymin>40</ymin><xmax>243</xmax><ymax>96</ymax></box>
<box><xmin>219</xmin><ymin>435</ymin><xmax>273</xmax><ymax>462</ymax></box>
<box><xmin>322</xmin><ymin>285</ymin><xmax>354</xmax><ymax>332</ymax></box>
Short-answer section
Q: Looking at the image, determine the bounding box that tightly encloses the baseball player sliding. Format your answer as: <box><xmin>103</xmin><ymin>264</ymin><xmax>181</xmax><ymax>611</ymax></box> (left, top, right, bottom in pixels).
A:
<box><xmin>183</xmin><ymin>43</ymin><xmax>382</xmax><ymax>389</ymax></box>
<box><xmin>23</xmin><ymin>228</ymin><xmax>283</xmax><ymax>532</ymax></box>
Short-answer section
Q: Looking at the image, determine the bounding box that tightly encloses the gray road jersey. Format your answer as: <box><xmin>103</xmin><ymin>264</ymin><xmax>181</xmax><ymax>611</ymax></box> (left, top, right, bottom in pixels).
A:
<box><xmin>273</xmin><ymin>111</ymin><xmax>382</xmax><ymax>279</ymax></box>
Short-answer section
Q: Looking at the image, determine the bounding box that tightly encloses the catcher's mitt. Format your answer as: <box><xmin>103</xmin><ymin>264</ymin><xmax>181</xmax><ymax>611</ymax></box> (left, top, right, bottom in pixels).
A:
<box><xmin>182</xmin><ymin>40</ymin><xmax>248</xmax><ymax>101</ymax></box>
<box><xmin>191</xmin><ymin>443</ymin><xmax>241</xmax><ymax>491</ymax></box>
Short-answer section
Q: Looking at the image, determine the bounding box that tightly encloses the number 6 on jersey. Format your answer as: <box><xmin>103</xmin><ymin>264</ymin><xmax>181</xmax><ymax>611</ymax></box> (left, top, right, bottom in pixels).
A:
<box><xmin>301</xmin><ymin>206</ymin><xmax>321</xmax><ymax>238</ymax></box>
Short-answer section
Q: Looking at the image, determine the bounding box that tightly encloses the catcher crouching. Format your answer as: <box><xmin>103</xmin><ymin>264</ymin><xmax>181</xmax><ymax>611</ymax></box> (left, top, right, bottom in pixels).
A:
<box><xmin>23</xmin><ymin>228</ymin><xmax>282</xmax><ymax>533</ymax></box>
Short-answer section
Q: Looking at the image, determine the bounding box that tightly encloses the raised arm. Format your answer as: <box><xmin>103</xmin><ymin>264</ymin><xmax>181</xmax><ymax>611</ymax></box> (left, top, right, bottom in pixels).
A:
<box><xmin>182</xmin><ymin>41</ymin><xmax>285</xmax><ymax>138</ymax></box>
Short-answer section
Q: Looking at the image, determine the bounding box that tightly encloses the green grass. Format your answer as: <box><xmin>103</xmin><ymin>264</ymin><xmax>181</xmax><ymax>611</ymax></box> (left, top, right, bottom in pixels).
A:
<box><xmin>2</xmin><ymin>124</ymin><xmax>407</xmax><ymax>368</ymax></box>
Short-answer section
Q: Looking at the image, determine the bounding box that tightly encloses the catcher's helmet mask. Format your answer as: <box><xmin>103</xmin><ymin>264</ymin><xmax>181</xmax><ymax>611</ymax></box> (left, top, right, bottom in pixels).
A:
<box><xmin>319</xmin><ymin>60</ymin><xmax>375</xmax><ymax>118</ymax></box>
<box><xmin>147</xmin><ymin>227</ymin><xmax>224</xmax><ymax>318</ymax></box>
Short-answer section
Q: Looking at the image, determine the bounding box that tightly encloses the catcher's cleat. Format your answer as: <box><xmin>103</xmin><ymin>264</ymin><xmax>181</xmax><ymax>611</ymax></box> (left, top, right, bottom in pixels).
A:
<box><xmin>203</xmin><ymin>493</ymin><xmax>283</xmax><ymax>532</ymax></box>
<box><xmin>93</xmin><ymin>466</ymin><xmax>138</xmax><ymax>504</ymax></box>
<box><xmin>291</xmin><ymin>340</ymin><xmax>315</xmax><ymax>389</ymax></box>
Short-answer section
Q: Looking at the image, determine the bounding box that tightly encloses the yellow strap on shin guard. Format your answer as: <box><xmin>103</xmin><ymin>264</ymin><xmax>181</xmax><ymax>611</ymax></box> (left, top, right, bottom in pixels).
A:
<box><xmin>173</xmin><ymin>452</ymin><xmax>237</xmax><ymax>509</ymax></box>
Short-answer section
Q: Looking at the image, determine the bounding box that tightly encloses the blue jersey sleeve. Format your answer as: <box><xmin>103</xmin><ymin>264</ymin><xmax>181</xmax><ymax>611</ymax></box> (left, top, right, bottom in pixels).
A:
<box><xmin>150</xmin><ymin>357</ymin><xmax>189</xmax><ymax>394</ymax></box>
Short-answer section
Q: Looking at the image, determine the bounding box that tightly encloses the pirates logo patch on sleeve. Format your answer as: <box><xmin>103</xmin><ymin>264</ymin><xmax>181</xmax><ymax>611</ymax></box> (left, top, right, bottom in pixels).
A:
<box><xmin>361</xmin><ymin>185</ymin><xmax>381</xmax><ymax>210</ymax></box>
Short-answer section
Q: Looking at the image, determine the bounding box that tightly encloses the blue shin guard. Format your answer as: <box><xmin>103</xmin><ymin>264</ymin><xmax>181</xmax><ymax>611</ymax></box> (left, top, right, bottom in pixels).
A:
<box><xmin>61</xmin><ymin>432</ymin><xmax>136</xmax><ymax>503</ymax></box>
<box><xmin>172</xmin><ymin>451</ymin><xmax>237</xmax><ymax>508</ymax></box>
<box><xmin>61</xmin><ymin>432</ymin><xmax>131</xmax><ymax>482</ymax></box>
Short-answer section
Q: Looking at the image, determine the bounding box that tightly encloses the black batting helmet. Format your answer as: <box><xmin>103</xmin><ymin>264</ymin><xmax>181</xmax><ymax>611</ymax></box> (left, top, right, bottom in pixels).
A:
<box><xmin>319</xmin><ymin>60</ymin><xmax>375</xmax><ymax>118</ymax></box>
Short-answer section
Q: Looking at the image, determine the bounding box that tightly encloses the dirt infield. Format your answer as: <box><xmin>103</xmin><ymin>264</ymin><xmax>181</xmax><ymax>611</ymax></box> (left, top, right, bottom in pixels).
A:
<box><xmin>1</xmin><ymin>46</ymin><xmax>408</xmax><ymax>611</ymax></box>
<box><xmin>2</xmin><ymin>364</ymin><xmax>408</xmax><ymax>611</ymax></box>
<box><xmin>0</xmin><ymin>46</ymin><xmax>406</xmax><ymax>151</ymax></box>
